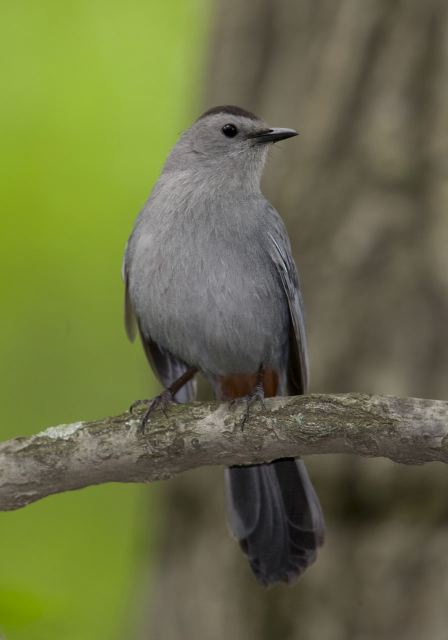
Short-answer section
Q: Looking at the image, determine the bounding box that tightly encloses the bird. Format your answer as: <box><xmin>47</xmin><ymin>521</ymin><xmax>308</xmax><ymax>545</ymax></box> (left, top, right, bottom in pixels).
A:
<box><xmin>122</xmin><ymin>105</ymin><xmax>325</xmax><ymax>586</ymax></box>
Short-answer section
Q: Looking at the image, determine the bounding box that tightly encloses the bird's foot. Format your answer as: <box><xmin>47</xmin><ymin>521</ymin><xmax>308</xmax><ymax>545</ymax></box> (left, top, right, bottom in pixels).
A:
<box><xmin>231</xmin><ymin>383</ymin><xmax>266</xmax><ymax>432</ymax></box>
<box><xmin>130</xmin><ymin>390</ymin><xmax>176</xmax><ymax>434</ymax></box>
<box><xmin>129</xmin><ymin>398</ymin><xmax>149</xmax><ymax>413</ymax></box>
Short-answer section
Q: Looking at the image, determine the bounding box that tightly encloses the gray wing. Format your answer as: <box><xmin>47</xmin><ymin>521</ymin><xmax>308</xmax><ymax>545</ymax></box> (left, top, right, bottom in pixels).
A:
<box><xmin>139</xmin><ymin>337</ymin><xmax>197</xmax><ymax>403</ymax></box>
<box><xmin>122</xmin><ymin>247</ymin><xmax>196</xmax><ymax>403</ymax></box>
<box><xmin>121</xmin><ymin>246</ymin><xmax>138</xmax><ymax>342</ymax></box>
<box><xmin>267</xmin><ymin>213</ymin><xmax>309</xmax><ymax>394</ymax></box>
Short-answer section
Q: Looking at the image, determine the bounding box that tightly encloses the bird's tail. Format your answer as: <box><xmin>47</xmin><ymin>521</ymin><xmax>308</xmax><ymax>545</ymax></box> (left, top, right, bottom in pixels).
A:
<box><xmin>211</xmin><ymin>372</ymin><xmax>324</xmax><ymax>585</ymax></box>
<box><xmin>224</xmin><ymin>458</ymin><xmax>324</xmax><ymax>586</ymax></box>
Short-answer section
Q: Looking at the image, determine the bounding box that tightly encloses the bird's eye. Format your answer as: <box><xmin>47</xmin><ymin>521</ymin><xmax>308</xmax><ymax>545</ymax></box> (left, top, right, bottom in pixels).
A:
<box><xmin>221</xmin><ymin>123</ymin><xmax>238</xmax><ymax>138</ymax></box>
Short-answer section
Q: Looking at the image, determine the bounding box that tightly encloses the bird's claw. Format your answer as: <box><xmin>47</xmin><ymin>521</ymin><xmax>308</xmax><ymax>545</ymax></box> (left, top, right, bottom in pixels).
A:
<box><xmin>129</xmin><ymin>398</ymin><xmax>149</xmax><ymax>414</ymax></box>
<box><xmin>231</xmin><ymin>385</ymin><xmax>266</xmax><ymax>432</ymax></box>
<box><xmin>132</xmin><ymin>390</ymin><xmax>176</xmax><ymax>434</ymax></box>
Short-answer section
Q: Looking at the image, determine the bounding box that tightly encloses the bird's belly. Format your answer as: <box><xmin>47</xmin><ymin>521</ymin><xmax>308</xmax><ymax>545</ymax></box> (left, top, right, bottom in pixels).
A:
<box><xmin>132</xmin><ymin>244</ymin><xmax>289</xmax><ymax>376</ymax></box>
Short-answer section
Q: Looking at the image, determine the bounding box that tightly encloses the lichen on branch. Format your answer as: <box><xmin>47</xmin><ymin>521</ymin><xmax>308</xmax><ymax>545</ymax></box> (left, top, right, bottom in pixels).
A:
<box><xmin>0</xmin><ymin>393</ymin><xmax>447</xmax><ymax>511</ymax></box>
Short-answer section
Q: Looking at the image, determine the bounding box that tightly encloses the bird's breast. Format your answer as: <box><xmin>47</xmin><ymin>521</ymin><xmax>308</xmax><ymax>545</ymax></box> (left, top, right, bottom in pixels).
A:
<box><xmin>128</xmin><ymin>199</ymin><xmax>289</xmax><ymax>375</ymax></box>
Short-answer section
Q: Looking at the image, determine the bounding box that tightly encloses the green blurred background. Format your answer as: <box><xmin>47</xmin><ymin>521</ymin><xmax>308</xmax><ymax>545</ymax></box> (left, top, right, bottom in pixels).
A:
<box><xmin>0</xmin><ymin>1</ymin><xmax>206</xmax><ymax>638</ymax></box>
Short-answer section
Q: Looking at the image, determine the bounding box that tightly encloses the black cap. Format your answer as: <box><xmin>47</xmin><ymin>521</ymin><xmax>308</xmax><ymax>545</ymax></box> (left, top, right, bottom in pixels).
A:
<box><xmin>198</xmin><ymin>105</ymin><xmax>259</xmax><ymax>121</ymax></box>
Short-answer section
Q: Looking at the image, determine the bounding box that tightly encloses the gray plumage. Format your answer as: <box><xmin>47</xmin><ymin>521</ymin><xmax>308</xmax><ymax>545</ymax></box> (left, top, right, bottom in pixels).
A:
<box><xmin>123</xmin><ymin>105</ymin><xmax>324</xmax><ymax>585</ymax></box>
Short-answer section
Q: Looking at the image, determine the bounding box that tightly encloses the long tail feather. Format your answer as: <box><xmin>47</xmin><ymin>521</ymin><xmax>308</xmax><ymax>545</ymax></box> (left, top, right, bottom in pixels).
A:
<box><xmin>225</xmin><ymin>458</ymin><xmax>324</xmax><ymax>585</ymax></box>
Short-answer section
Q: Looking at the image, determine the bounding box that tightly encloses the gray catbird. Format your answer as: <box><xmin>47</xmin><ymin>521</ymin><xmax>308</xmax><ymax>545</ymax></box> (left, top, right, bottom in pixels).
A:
<box><xmin>123</xmin><ymin>105</ymin><xmax>325</xmax><ymax>585</ymax></box>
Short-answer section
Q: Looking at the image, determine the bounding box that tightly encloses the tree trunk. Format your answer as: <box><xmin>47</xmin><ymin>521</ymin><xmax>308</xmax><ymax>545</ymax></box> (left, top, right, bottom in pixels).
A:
<box><xmin>146</xmin><ymin>1</ymin><xmax>448</xmax><ymax>638</ymax></box>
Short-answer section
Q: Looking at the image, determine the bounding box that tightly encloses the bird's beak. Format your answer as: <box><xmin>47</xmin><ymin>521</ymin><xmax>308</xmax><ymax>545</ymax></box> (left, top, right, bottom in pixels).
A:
<box><xmin>250</xmin><ymin>127</ymin><xmax>298</xmax><ymax>144</ymax></box>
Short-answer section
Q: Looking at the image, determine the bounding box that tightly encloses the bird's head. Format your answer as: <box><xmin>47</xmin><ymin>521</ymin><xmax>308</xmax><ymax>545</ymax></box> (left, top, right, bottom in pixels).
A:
<box><xmin>162</xmin><ymin>105</ymin><xmax>298</xmax><ymax>192</ymax></box>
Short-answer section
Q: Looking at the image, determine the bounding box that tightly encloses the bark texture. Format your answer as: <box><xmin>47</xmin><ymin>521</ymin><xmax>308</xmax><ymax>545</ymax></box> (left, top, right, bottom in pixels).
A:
<box><xmin>148</xmin><ymin>1</ymin><xmax>448</xmax><ymax>639</ymax></box>
<box><xmin>1</xmin><ymin>393</ymin><xmax>447</xmax><ymax>511</ymax></box>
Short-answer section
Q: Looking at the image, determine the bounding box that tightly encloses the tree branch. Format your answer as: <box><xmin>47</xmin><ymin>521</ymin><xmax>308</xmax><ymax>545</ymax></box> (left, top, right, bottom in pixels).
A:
<box><xmin>1</xmin><ymin>393</ymin><xmax>447</xmax><ymax>511</ymax></box>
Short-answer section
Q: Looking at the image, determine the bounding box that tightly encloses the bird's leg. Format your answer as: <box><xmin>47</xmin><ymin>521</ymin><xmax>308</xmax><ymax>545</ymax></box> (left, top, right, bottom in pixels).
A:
<box><xmin>231</xmin><ymin>365</ymin><xmax>266</xmax><ymax>431</ymax></box>
<box><xmin>130</xmin><ymin>367</ymin><xmax>198</xmax><ymax>433</ymax></box>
